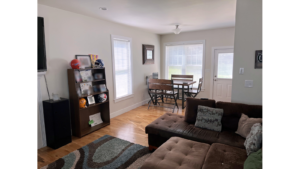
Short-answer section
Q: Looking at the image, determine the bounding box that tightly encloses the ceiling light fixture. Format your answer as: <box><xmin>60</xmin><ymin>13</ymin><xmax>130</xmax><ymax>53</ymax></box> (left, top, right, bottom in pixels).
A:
<box><xmin>99</xmin><ymin>7</ymin><xmax>107</xmax><ymax>10</ymax></box>
<box><xmin>173</xmin><ymin>25</ymin><xmax>181</xmax><ymax>34</ymax></box>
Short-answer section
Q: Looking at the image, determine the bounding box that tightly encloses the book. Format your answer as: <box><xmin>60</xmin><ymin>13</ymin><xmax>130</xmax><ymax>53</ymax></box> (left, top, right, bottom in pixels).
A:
<box><xmin>80</xmin><ymin>70</ymin><xmax>93</xmax><ymax>82</ymax></box>
<box><xmin>89</xmin><ymin>113</ymin><xmax>103</xmax><ymax>127</ymax></box>
<box><xmin>74</xmin><ymin>70</ymin><xmax>82</xmax><ymax>83</ymax></box>
<box><xmin>94</xmin><ymin>73</ymin><xmax>103</xmax><ymax>80</ymax></box>
<box><xmin>99</xmin><ymin>84</ymin><xmax>107</xmax><ymax>92</ymax></box>
<box><xmin>80</xmin><ymin>82</ymin><xmax>92</xmax><ymax>95</ymax></box>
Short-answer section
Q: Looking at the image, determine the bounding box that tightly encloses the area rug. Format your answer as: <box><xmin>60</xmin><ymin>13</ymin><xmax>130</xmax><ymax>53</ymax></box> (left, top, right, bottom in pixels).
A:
<box><xmin>41</xmin><ymin>135</ymin><xmax>150</xmax><ymax>169</ymax></box>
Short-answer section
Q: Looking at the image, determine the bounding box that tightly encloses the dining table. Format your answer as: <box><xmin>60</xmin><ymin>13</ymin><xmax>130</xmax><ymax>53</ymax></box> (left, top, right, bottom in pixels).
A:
<box><xmin>173</xmin><ymin>80</ymin><xmax>196</xmax><ymax>109</ymax></box>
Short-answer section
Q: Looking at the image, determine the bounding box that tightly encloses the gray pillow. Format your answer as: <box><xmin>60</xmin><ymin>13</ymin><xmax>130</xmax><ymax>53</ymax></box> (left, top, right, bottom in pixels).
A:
<box><xmin>195</xmin><ymin>105</ymin><xmax>223</xmax><ymax>132</ymax></box>
<box><xmin>244</xmin><ymin>123</ymin><xmax>262</xmax><ymax>156</ymax></box>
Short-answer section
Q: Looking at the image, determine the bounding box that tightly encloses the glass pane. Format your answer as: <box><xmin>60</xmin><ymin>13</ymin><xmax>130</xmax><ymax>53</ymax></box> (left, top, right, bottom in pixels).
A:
<box><xmin>217</xmin><ymin>53</ymin><xmax>234</xmax><ymax>79</ymax></box>
<box><xmin>167</xmin><ymin>66</ymin><xmax>182</xmax><ymax>79</ymax></box>
<box><xmin>113</xmin><ymin>39</ymin><xmax>132</xmax><ymax>99</ymax></box>
<box><xmin>186</xmin><ymin>65</ymin><xmax>202</xmax><ymax>87</ymax></box>
<box><xmin>115</xmin><ymin>73</ymin><xmax>129</xmax><ymax>98</ymax></box>
<box><xmin>166</xmin><ymin>44</ymin><xmax>203</xmax><ymax>87</ymax></box>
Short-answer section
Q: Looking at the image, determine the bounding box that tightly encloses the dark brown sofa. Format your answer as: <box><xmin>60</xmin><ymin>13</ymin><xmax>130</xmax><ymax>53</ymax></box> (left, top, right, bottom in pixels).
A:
<box><xmin>142</xmin><ymin>98</ymin><xmax>262</xmax><ymax>169</ymax></box>
<box><xmin>146</xmin><ymin>98</ymin><xmax>262</xmax><ymax>149</ymax></box>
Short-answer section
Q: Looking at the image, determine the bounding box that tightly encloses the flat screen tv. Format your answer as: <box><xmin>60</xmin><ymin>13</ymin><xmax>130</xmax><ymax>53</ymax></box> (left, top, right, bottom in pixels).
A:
<box><xmin>38</xmin><ymin>17</ymin><xmax>47</xmax><ymax>72</ymax></box>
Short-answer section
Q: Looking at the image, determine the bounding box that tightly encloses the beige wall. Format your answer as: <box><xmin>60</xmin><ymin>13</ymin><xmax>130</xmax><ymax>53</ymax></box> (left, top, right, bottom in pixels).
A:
<box><xmin>231</xmin><ymin>0</ymin><xmax>262</xmax><ymax>105</ymax></box>
<box><xmin>38</xmin><ymin>4</ymin><xmax>160</xmax><ymax>149</ymax></box>
<box><xmin>160</xmin><ymin>27</ymin><xmax>235</xmax><ymax>98</ymax></box>
<box><xmin>38</xmin><ymin>4</ymin><xmax>160</xmax><ymax>114</ymax></box>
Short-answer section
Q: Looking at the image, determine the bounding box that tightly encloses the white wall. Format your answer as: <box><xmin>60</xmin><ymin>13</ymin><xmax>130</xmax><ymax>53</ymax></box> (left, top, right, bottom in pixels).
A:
<box><xmin>231</xmin><ymin>0</ymin><xmax>262</xmax><ymax>105</ymax></box>
<box><xmin>36</xmin><ymin>99</ymin><xmax>43</xmax><ymax>149</ymax></box>
<box><xmin>38</xmin><ymin>4</ymin><xmax>160</xmax><ymax>148</ymax></box>
<box><xmin>160</xmin><ymin>27</ymin><xmax>235</xmax><ymax>98</ymax></box>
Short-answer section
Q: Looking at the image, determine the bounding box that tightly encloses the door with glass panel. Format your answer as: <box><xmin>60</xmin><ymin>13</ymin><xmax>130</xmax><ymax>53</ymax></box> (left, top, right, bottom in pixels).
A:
<box><xmin>213</xmin><ymin>48</ymin><xmax>234</xmax><ymax>102</ymax></box>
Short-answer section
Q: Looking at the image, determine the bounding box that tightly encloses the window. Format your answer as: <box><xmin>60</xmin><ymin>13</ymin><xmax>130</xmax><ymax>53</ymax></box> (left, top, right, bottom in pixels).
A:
<box><xmin>111</xmin><ymin>35</ymin><xmax>133</xmax><ymax>102</ymax></box>
<box><xmin>165</xmin><ymin>41</ymin><xmax>205</xmax><ymax>88</ymax></box>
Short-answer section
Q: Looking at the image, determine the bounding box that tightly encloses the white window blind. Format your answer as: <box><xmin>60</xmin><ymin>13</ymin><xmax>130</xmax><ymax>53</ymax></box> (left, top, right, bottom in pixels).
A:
<box><xmin>165</xmin><ymin>43</ymin><xmax>204</xmax><ymax>87</ymax></box>
<box><xmin>111</xmin><ymin>36</ymin><xmax>133</xmax><ymax>101</ymax></box>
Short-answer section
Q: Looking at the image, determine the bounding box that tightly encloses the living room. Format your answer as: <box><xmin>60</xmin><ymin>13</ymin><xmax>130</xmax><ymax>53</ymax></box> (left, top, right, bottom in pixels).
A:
<box><xmin>1</xmin><ymin>0</ymin><xmax>298</xmax><ymax>168</ymax></box>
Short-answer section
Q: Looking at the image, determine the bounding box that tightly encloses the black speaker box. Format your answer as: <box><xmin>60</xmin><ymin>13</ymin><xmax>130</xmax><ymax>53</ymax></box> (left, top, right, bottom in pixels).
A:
<box><xmin>43</xmin><ymin>98</ymin><xmax>72</xmax><ymax>149</ymax></box>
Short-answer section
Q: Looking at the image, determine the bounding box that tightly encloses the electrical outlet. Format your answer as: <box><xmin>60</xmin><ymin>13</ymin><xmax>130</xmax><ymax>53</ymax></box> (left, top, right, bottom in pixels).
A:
<box><xmin>245</xmin><ymin>80</ymin><xmax>253</xmax><ymax>88</ymax></box>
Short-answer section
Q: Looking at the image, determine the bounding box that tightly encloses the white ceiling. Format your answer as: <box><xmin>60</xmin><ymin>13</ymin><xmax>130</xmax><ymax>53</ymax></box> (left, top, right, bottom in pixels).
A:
<box><xmin>38</xmin><ymin>0</ymin><xmax>236</xmax><ymax>34</ymax></box>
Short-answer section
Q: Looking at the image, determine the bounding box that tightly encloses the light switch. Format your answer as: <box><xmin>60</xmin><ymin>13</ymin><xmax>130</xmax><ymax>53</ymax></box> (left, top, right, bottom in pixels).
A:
<box><xmin>239</xmin><ymin>68</ymin><xmax>244</xmax><ymax>75</ymax></box>
<box><xmin>245</xmin><ymin>80</ymin><xmax>253</xmax><ymax>88</ymax></box>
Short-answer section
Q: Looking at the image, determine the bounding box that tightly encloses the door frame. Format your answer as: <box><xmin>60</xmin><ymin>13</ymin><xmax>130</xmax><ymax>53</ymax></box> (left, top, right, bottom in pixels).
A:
<box><xmin>210</xmin><ymin>46</ymin><xmax>234</xmax><ymax>99</ymax></box>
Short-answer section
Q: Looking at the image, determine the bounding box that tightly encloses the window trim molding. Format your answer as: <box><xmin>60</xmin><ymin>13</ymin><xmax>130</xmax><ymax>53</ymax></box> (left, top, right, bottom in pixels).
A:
<box><xmin>110</xmin><ymin>34</ymin><xmax>134</xmax><ymax>103</ymax></box>
<box><xmin>164</xmin><ymin>40</ymin><xmax>206</xmax><ymax>91</ymax></box>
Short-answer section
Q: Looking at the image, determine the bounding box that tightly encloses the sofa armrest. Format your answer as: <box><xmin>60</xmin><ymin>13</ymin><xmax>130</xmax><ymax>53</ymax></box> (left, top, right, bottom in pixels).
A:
<box><xmin>184</xmin><ymin>98</ymin><xmax>216</xmax><ymax>124</ymax></box>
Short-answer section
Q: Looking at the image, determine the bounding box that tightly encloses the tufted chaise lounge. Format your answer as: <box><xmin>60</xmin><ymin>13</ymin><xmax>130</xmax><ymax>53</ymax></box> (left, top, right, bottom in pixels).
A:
<box><xmin>141</xmin><ymin>137</ymin><xmax>248</xmax><ymax>169</ymax></box>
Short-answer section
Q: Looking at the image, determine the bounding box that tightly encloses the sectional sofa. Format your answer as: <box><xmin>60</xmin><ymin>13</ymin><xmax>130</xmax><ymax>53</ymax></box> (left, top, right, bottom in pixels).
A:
<box><xmin>141</xmin><ymin>98</ymin><xmax>262</xmax><ymax>169</ymax></box>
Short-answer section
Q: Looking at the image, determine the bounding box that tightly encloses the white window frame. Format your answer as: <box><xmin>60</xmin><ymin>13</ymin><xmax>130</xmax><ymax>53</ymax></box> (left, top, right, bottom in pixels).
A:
<box><xmin>110</xmin><ymin>34</ymin><xmax>134</xmax><ymax>102</ymax></box>
<box><xmin>164</xmin><ymin>40</ymin><xmax>206</xmax><ymax>91</ymax></box>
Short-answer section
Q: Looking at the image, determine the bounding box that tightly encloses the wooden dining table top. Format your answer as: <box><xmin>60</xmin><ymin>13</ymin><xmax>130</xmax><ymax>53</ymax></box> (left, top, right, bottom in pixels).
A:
<box><xmin>172</xmin><ymin>80</ymin><xmax>196</xmax><ymax>85</ymax></box>
<box><xmin>149</xmin><ymin>78</ymin><xmax>196</xmax><ymax>86</ymax></box>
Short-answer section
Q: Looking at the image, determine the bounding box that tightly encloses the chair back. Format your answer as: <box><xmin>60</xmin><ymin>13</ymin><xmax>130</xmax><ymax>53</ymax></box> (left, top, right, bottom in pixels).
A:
<box><xmin>148</xmin><ymin>79</ymin><xmax>174</xmax><ymax>91</ymax></box>
<box><xmin>171</xmin><ymin>74</ymin><xmax>193</xmax><ymax>82</ymax></box>
<box><xmin>152</xmin><ymin>72</ymin><xmax>159</xmax><ymax>79</ymax></box>
<box><xmin>197</xmin><ymin>78</ymin><xmax>203</xmax><ymax>92</ymax></box>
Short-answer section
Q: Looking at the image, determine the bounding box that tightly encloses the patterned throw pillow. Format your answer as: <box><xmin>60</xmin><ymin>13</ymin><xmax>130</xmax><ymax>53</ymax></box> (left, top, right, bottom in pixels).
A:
<box><xmin>244</xmin><ymin>123</ymin><xmax>262</xmax><ymax>156</ymax></box>
<box><xmin>195</xmin><ymin>105</ymin><xmax>224</xmax><ymax>132</ymax></box>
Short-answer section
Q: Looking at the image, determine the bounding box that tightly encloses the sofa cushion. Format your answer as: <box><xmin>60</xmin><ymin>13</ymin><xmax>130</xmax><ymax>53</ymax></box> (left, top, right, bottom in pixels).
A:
<box><xmin>185</xmin><ymin>98</ymin><xmax>216</xmax><ymax>124</ymax></box>
<box><xmin>146</xmin><ymin>113</ymin><xmax>220</xmax><ymax>145</ymax></box>
<box><xmin>141</xmin><ymin>137</ymin><xmax>210</xmax><ymax>169</ymax></box>
<box><xmin>217</xmin><ymin>130</ymin><xmax>245</xmax><ymax>149</ymax></box>
<box><xmin>244</xmin><ymin>123</ymin><xmax>262</xmax><ymax>156</ymax></box>
<box><xmin>216</xmin><ymin>102</ymin><xmax>262</xmax><ymax>131</ymax></box>
<box><xmin>195</xmin><ymin>105</ymin><xmax>223</xmax><ymax>132</ymax></box>
<box><xmin>236</xmin><ymin>114</ymin><xmax>262</xmax><ymax>138</ymax></box>
<box><xmin>202</xmin><ymin>143</ymin><xmax>247</xmax><ymax>169</ymax></box>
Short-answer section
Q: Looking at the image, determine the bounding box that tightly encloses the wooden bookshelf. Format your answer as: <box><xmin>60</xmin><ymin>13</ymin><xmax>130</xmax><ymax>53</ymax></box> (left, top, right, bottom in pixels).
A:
<box><xmin>67</xmin><ymin>68</ymin><xmax>110</xmax><ymax>137</ymax></box>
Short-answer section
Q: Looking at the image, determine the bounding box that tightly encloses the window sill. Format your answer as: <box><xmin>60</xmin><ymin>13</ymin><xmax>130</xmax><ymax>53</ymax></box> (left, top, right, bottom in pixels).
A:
<box><xmin>114</xmin><ymin>94</ymin><xmax>134</xmax><ymax>103</ymax></box>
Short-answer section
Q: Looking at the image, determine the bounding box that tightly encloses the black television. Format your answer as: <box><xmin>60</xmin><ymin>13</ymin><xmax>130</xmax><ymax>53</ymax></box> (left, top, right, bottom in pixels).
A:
<box><xmin>38</xmin><ymin>17</ymin><xmax>47</xmax><ymax>72</ymax></box>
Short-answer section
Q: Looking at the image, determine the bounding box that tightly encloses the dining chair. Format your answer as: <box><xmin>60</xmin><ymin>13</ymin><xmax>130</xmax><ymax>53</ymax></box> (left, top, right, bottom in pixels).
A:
<box><xmin>170</xmin><ymin>74</ymin><xmax>193</xmax><ymax>99</ymax></box>
<box><xmin>147</xmin><ymin>75</ymin><xmax>163</xmax><ymax>105</ymax></box>
<box><xmin>184</xmin><ymin>78</ymin><xmax>202</xmax><ymax>98</ymax></box>
<box><xmin>148</xmin><ymin>79</ymin><xmax>178</xmax><ymax>113</ymax></box>
<box><xmin>152</xmin><ymin>72</ymin><xmax>158</xmax><ymax>79</ymax></box>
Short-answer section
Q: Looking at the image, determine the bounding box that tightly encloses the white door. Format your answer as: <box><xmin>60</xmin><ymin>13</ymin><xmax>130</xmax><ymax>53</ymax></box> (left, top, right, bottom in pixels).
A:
<box><xmin>213</xmin><ymin>48</ymin><xmax>234</xmax><ymax>102</ymax></box>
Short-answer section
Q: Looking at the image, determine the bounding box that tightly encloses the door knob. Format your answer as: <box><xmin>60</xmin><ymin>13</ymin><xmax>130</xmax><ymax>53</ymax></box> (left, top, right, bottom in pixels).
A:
<box><xmin>214</xmin><ymin>79</ymin><xmax>217</xmax><ymax>81</ymax></box>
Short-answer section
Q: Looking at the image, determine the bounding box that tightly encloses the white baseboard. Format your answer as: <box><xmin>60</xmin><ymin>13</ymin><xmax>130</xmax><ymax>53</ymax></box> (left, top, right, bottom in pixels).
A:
<box><xmin>110</xmin><ymin>99</ymin><xmax>150</xmax><ymax>119</ymax></box>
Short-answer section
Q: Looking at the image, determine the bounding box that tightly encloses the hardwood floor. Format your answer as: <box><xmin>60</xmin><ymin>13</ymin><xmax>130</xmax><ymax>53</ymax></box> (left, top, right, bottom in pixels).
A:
<box><xmin>38</xmin><ymin>101</ymin><xmax>186</xmax><ymax>168</ymax></box>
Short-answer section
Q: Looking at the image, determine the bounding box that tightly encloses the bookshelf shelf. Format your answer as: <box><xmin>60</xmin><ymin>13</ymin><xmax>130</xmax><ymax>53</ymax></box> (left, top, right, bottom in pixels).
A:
<box><xmin>67</xmin><ymin>68</ymin><xmax>110</xmax><ymax>137</ymax></box>
<box><xmin>79</xmin><ymin>91</ymin><xmax>109</xmax><ymax>98</ymax></box>
<box><xmin>79</xmin><ymin>100</ymin><xmax>109</xmax><ymax>110</ymax></box>
<box><xmin>76</xmin><ymin>79</ymin><xmax>106</xmax><ymax>84</ymax></box>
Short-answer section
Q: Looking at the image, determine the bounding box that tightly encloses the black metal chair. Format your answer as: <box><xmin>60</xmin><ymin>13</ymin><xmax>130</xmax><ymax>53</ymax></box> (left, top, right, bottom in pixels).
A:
<box><xmin>165</xmin><ymin>74</ymin><xmax>193</xmax><ymax>101</ymax></box>
<box><xmin>147</xmin><ymin>74</ymin><xmax>164</xmax><ymax>105</ymax></box>
<box><xmin>148</xmin><ymin>79</ymin><xmax>178</xmax><ymax>113</ymax></box>
<box><xmin>184</xmin><ymin>78</ymin><xmax>202</xmax><ymax>98</ymax></box>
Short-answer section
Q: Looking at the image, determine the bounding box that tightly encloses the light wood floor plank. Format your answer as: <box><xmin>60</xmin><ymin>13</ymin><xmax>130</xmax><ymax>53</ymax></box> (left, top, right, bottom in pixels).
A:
<box><xmin>38</xmin><ymin>102</ymin><xmax>185</xmax><ymax>168</ymax></box>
